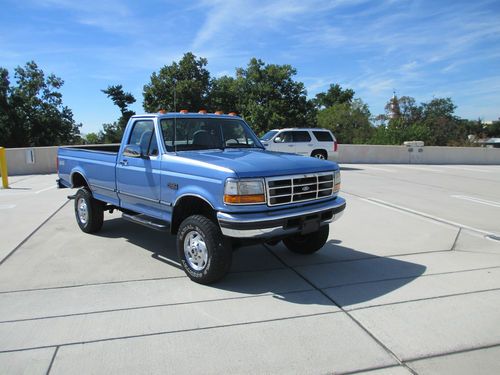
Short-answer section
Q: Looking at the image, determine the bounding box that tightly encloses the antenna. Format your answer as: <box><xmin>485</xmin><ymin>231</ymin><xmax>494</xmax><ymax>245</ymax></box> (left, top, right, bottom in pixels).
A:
<box><xmin>173</xmin><ymin>78</ymin><xmax>177</xmax><ymax>154</ymax></box>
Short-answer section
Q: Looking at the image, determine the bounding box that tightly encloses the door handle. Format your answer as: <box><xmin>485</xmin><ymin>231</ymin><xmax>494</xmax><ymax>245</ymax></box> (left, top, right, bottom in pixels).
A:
<box><xmin>119</xmin><ymin>159</ymin><xmax>128</xmax><ymax>166</ymax></box>
<box><xmin>308</xmin><ymin>144</ymin><xmax>313</xmax><ymax>146</ymax></box>
<box><xmin>288</xmin><ymin>144</ymin><xmax>294</xmax><ymax>147</ymax></box>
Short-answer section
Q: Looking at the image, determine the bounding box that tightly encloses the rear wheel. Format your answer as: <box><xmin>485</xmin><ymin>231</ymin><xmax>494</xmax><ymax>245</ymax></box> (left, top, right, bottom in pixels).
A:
<box><xmin>311</xmin><ymin>150</ymin><xmax>327</xmax><ymax>160</ymax></box>
<box><xmin>74</xmin><ymin>188</ymin><xmax>104</xmax><ymax>233</ymax></box>
<box><xmin>177</xmin><ymin>215</ymin><xmax>232</xmax><ymax>284</ymax></box>
<box><xmin>283</xmin><ymin>225</ymin><xmax>329</xmax><ymax>254</ymax></box>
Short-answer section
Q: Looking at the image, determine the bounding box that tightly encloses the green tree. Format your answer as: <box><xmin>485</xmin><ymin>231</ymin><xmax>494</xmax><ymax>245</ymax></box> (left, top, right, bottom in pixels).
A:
<box><xmin>317</xmin><ymin>99</ymin><xmax>373</xmax><ymax>143</ymax></box>
<box><xmin>143</xmin><ymin>52</ymin><xmax>210</xmax><ymax>113</ymax></box>
<box><xmin>208</xmin><ymin>75</ymin><xmax>239</xmax><ymax>113</ymax></box>
<box><xmin>0</xmin><ymin>61</ymin><xmax>81</xmax><ymax>147</ymax></box>
<box><xmin>235</xmin><ymin>58</ymin><xmax>315</xmax><ymax>134</ymax></box>
<box><xmin>100</xmin><ymin>84</ymin><xmax>136</xmax><ymax>142</ymax></box>
<box><xmin>85</xmin><ymin>132</ymin><xmax>101</xmax><ymax>144</ymax></box>
<box><xmin>313</xmin><ymin>84</ymin><xmax>354</xmax><ymax>109</ymax></box>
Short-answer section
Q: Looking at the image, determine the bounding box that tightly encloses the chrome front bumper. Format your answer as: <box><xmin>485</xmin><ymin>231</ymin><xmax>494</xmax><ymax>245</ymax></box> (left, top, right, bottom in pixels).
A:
<box><xmin>217</xmin><ymin>196</ymin><xmax>346</xmax><ymax>239</ymax></box>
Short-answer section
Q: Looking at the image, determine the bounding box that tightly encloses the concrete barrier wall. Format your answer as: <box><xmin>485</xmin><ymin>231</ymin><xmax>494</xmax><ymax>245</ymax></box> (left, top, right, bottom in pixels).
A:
<box><xmin>6</xmin><ymin>146</ymin><xmax>59</xmax><ymax>175</ymax></box>
<box><xmin>338</xmin><ymin>144</ymin><xmax>500</xmax><ymax>165</ymax></box>
<box><xmin>2</xmin><ymin>144</ymin><xmax>500</xmax><ymax>176</ymax></box>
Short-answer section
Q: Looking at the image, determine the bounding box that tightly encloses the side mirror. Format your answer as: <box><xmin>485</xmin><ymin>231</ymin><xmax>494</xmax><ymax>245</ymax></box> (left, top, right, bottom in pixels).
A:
<box><xmin>123</xmin><ymin>144</ymin><xmax>145</xmax><ymax>158</ymax></box>
<box><xmin>274</xmin><ymin>136</ymin><xmax>282</xmax><ymax>143</ymax></box>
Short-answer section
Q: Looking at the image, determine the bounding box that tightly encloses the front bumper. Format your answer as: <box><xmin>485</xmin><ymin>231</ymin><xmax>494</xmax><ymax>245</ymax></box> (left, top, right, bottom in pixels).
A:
<box><xmin>217</xmin><ymin>196</ymin><xmax>346</xmax><ymax>239</ymax></box>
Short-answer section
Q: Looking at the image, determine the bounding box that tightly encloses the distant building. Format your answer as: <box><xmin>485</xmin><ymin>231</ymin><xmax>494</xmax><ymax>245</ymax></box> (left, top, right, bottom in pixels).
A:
<box><xmin>388</xmin><ymin>91</ymin><xmax>400</xmax><ymax>119</ymax></box>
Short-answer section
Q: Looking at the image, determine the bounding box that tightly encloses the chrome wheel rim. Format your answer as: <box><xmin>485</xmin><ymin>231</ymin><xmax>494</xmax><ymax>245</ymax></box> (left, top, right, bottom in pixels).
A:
<box><xmin>183</xmin><ymin>230</ymin><xmax>208</xmax><ymax>271</ymax></box>
<box><xmin>77</xmin><ymin>197</ymin><xmax>88</xmax><ymax>224</ymax></box>
<box><xmin>314</xmin><ymin>153</ymin><xmax>325</xmax><ymax>159</ymax></box>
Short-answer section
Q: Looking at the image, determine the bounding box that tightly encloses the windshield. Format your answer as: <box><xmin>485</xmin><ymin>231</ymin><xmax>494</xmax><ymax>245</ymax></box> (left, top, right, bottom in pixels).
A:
<box><xmin>160</xmin><ymin>117</ymin><xmax>263</xmax><ymax>151</ymax></box>
<box><xmin>260</xmin><ymin>130</ymin><xmax>278</xmax><ymax>141</ymax></box>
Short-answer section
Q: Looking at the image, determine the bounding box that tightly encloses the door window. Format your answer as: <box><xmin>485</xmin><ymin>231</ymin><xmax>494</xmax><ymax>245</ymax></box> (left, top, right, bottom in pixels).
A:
<box><xmin>292</xmin><ymin>131</ymin><xmax>311</xmax><ymax>142</ymax></box>
<box><xmin>275</xmin><ymin>131</ymin><xmax>293</xmax><ymax>143</ymax></box>
<box><xmin>128</xmin><ymin>120</ymin><xmax>158</xmax><ymax>156</ymax></box>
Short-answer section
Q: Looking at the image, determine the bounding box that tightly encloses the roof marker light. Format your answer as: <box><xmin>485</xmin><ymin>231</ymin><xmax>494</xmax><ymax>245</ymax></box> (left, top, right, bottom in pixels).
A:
<box><xmin>214</xmin><ymin>111</ymin><xmax>223</xmax><ymax>115</ymax></box>
<box><xmin>198</xmin><ymin>109</ymin><xmax>207</xmax><ymax>114</ymax></box>
<box><xmin>180</xmin><ymin>109</ymin><xmax>188</xmax><ymax>114</ymax></box>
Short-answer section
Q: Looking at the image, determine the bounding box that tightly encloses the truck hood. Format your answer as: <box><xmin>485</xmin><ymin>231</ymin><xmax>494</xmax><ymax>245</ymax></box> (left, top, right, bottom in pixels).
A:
<box><xmin>175</xmin><ymin>149</ymin><xmax>338</xmax><ymax>178</ymax></box>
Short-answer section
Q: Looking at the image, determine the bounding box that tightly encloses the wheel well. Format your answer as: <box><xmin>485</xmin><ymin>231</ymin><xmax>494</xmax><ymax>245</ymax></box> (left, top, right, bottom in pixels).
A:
<box><xmin>311</xmin><ymin>149</ymin><xmax>328</xmax><ymax>158</ymax></box>
<box><xmin>171</xmin><ymin>196</ymin><xmax>216</xmax><ymax>234</ymax></box>
<box><xmin>71</xmin><ymin>172</ymin><xmax>89</xmax><ymax>188</ymax></box>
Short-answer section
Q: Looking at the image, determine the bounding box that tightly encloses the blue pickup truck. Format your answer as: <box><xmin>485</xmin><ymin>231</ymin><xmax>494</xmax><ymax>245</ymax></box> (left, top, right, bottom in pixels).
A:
<box><xmin>57</xmin><ymin>112</ymin><xmax>346</xmax><ymax>283</ymax></box>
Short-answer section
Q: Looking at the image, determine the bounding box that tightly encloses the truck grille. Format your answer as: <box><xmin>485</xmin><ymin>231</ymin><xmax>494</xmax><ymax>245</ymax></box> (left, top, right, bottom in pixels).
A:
<box><xmin>266</xmin><ymin>172</ymin><xmax>335</xmax><ymax>206</ymax></box>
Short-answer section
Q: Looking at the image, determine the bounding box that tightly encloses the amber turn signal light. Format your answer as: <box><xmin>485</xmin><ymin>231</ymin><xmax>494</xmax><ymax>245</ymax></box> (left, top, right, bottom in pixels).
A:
<box><xmin>224</xmin><ymin>194</ymin><xmax>265</xmax><ymax>204</ymax></box>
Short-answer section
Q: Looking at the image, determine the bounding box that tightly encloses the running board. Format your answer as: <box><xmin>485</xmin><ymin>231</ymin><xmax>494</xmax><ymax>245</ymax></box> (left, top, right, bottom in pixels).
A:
<box><xmin>122</xmin><ymin>213</ymin><xmax>169</xmax><ymax>231</ymax></box>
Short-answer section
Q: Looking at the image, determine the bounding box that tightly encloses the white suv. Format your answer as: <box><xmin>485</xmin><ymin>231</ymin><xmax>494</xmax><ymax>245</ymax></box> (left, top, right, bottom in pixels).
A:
<box><xmin>260</xmin><ymin>128</ymin><xmax>338</xmax><ymax>160</ymax></box>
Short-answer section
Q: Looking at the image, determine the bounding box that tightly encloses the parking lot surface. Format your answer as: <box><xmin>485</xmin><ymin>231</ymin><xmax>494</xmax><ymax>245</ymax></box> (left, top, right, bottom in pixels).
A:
<box><xmin>1</xmin><ymin>164</ymin><xmax>500</xmax><ymax>374</ymax></box>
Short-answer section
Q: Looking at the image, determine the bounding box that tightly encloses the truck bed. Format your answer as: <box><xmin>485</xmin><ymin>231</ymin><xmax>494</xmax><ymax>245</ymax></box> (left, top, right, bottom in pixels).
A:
<box><xmin>58</xmin><ymin>145</ymin><xmax>120</xmax><ymax>205</ymax></box>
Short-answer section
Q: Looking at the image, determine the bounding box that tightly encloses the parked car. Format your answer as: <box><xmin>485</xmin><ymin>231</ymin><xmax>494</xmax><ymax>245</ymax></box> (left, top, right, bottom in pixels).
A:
<box><xmin>260</xmin><ymin>128</ymin><xmax>338</xmax><ymax>160</ymax></box>
<box><xmin>57</xmin><ymin>112</ymin><xmax>345</xmax><ymax>284</ymax></box>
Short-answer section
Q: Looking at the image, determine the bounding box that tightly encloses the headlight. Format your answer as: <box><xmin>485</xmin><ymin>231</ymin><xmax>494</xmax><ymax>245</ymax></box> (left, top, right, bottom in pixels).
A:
<box><xmin>333</xmin><ymin>170</ymin><xmax>341</xmax><ymax>193</ymax></box>
<box><xmin>224</xmin><ymin>178</ymin><xmax>266</xmax><ymax>204</ymax></box>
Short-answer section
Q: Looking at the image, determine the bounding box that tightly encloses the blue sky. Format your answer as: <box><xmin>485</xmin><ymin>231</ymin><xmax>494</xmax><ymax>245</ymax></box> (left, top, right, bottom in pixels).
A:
<box><xmin>1</xmin><ymin>0</ymin><xmax>499</xmax><ymax>133</ymax></box>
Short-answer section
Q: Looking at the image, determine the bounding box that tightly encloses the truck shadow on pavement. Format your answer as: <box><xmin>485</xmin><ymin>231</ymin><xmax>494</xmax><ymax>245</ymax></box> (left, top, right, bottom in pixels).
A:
<box><xmin>97</xmin><ymin>218</ymin><xmax>426</xmax><ymax>308</ymax></box>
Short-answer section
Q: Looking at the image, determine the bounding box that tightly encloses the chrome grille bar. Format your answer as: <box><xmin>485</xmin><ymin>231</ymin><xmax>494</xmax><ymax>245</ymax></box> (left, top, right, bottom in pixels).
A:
<box><xmin>266</xmin><ymin>172</ymin><xmax>335</xmax><ymax>206</ymax></box>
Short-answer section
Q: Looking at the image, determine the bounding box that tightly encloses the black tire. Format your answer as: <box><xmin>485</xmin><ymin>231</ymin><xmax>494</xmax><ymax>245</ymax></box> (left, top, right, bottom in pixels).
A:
<box><xmin>177</xmin><ymin>215</ymin><xmax>232</xmax><ymax>284</ymax></box>
<box><xmin>74</xmin><ymin>188</ymin><xmax>104</xmax><ymax>233</ymax></box>
<box><xmin>283</xmin><ymin>225</ymin><xmax>329</xmax><ymax>254</ymax></box>
<box><xmin>311</xmin><ymin>150</ymin><xmax>328</xmax><ymax>160</ymax></box>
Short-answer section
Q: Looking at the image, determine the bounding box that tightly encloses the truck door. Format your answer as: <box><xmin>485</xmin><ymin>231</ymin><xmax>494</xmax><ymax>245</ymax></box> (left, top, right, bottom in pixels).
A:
<box><xmin>292</xmin><ymin>130</ymin><xmax>313</xmax><ymax>156</ymax></box>
<box><xmin>116</xmin><ymin>119</ymin><xmax>163</xmax><ymax>218</ymax></box>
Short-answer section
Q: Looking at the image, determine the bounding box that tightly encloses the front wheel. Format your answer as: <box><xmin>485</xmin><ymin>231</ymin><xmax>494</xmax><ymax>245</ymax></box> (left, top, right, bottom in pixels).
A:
<box><xmin>177</xmin><ymin>215</ymin><xmax>232</xmax><ymax>284</ymax></box>
<box><xmin>283</xmin><ymin>225</ymin><xmax>329</xmax><ymax>254</ymax></box>
<box><xmin>74</xmin><ymin>188</ymin><xmax>104</xmax><ymax>233</ymax></box>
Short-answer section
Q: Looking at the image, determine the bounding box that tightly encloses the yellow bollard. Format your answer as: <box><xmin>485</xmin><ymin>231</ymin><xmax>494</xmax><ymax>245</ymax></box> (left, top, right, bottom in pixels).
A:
<box><xmin>0</xmin><ymin>147</ymin><xmax>9</xmax><ymax>189</ymax></box>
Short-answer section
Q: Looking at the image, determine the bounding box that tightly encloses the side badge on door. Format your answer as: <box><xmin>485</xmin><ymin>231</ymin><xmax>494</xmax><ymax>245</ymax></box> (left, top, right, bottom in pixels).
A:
<box><xmin>167</xmin><ymin>182</ymin><xmax>178</xmax><ymax>190</ymax></box>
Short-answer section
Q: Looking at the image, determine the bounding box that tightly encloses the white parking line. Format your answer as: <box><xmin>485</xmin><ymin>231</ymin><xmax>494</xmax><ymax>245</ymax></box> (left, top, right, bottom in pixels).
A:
<box><xmin>0</xmin><ymin>204</ymin><xmax>16</xmax><ymax>209</ymax></box>
<box><xmin>361</xmin><ymin>166</ymin><xmax>396</xmax><ymax>173</ymax></box>
<box><xmin>439</xmin><ymin>166</ymin><xmax>491</xmax><ymax>173</ymax></box>
<box><xmin>390</xmin><ymin>165</ymin><xmax>443</xmax><ymax>173</ymax></box>
<box><xmin>34</xmin><ymin>185</ymin><xmax>57</xmax><ymax>194</ymax></box>
<box><xmin>451</xmin><ymin>195</ymin><xmax>500</xmax><ymax>208</ymax></box>
<box><xmin>359</xmin><ymin>196</ymin><xmax>498</xmax><ymax>236</ymax></box>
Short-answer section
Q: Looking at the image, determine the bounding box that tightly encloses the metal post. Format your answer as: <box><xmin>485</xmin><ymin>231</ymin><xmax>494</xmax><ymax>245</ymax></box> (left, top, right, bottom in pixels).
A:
<box><xmin>0</xmin><ymin>147</ymin><xmax>9</xmax><ymax>188</ymax></box>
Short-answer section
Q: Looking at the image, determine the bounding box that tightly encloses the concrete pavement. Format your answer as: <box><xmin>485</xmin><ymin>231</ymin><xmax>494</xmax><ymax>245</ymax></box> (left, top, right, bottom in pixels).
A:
<box><xmin>1</xmin><ymin>166</ymin><xmax>499</xmax><ymax>374</ymax></box>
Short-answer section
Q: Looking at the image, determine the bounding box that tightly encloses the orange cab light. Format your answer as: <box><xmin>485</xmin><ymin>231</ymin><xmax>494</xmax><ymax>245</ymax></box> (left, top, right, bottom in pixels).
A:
<box><xmin>179</xmin><ymin>109</ymin><xmax>188</xmax><ymax>114</ymax></box>
<box><xmin>158</xmin><ymin>109</ymin><xmax>166</xmax><ymax>114</ymax></box>
<box><xmin>228</xmin><ymin>112</ymin><xmax>237</xmax><ymax>116</ymax></box>
<box><xmin>224</xmin><ymin>194</ymin><xmax>265</xmax><ymax>204</ymax></box>
<box><xmin>214</xmin><ymin>111</ymin><xmax>223</xmax><ymax>115</ymax></box>
<box><xmin>198</xmin><ymin>109</ymin><xmax>207</xmax><ymax>114</ymax></box>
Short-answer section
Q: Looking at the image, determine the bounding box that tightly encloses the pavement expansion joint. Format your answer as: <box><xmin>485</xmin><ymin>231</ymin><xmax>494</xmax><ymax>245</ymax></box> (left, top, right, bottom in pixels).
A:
<box><xmin>0</xmin><ymin>288</ymin><xmax>315</xmax><ymax>324</ymax></box>
<box><xmin>262</xmin><ymin>244</ymin><xmax>416</xmax><ymax>375</ymax></box>
<box><xmin>0</xmin><ymin>200</ymin><xmax>69</xmax><ymax>266</ymax></box>
<box><xmin>0</xmin><ymin>311</ymin><xmax>340</xmax><ymax>354</ymax></box>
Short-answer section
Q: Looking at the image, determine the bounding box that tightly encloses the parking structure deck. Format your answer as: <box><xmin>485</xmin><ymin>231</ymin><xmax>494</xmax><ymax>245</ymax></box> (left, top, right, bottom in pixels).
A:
<box><xmin>1</xmin><ymin>164</ymin><xmax>500</xmax><ymax>375</ymax></box>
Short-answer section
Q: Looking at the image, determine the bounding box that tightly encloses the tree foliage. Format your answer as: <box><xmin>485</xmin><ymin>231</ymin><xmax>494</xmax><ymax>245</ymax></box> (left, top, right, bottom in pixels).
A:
<box><xmin>373</xmin><ymin>96</ymin><xmax>479</xmax><ymax>146</ymax></box>
<box><xmin>0</xmin><ymin>61</ymin><xmax>81</xmax><ymax>147</ymax></box>
<box><xmin>317</xmin><ymin>98</ymin><xmax>373</xmax><ymax>143</ymax></box>
<box><xmin>143</xmin><ymin>52</ymin><xmax>210</xmax><ymax>113</ymax></box>
<box><xmin>234</xmin><ymin>58</ymin><xmax>315</xmax><ymax>134</ymax></box>
<box><xmin>313</xmin><ymin>83</ymin><xmax>354</xmax><ymax>109</ymax></box>
<box><xmin>97</xmin><ymin>85</ymin><xmax>137</xmax><ymax>143</ymax></box>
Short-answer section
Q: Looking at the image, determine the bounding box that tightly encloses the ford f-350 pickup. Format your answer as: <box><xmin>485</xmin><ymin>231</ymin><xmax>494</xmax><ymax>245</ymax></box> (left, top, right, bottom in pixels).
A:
<box><xmin>57</xmin><ymin>112</ymin><xmax>346</xmax><ymax>284</ymax></box>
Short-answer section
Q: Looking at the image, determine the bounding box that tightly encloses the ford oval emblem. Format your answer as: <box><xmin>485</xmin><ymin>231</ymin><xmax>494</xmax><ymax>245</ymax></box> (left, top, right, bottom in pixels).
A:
<box><xmin>302</xmin><ymin>186</ymin><xmax>310</xmax><ymax>192</ymax></box>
